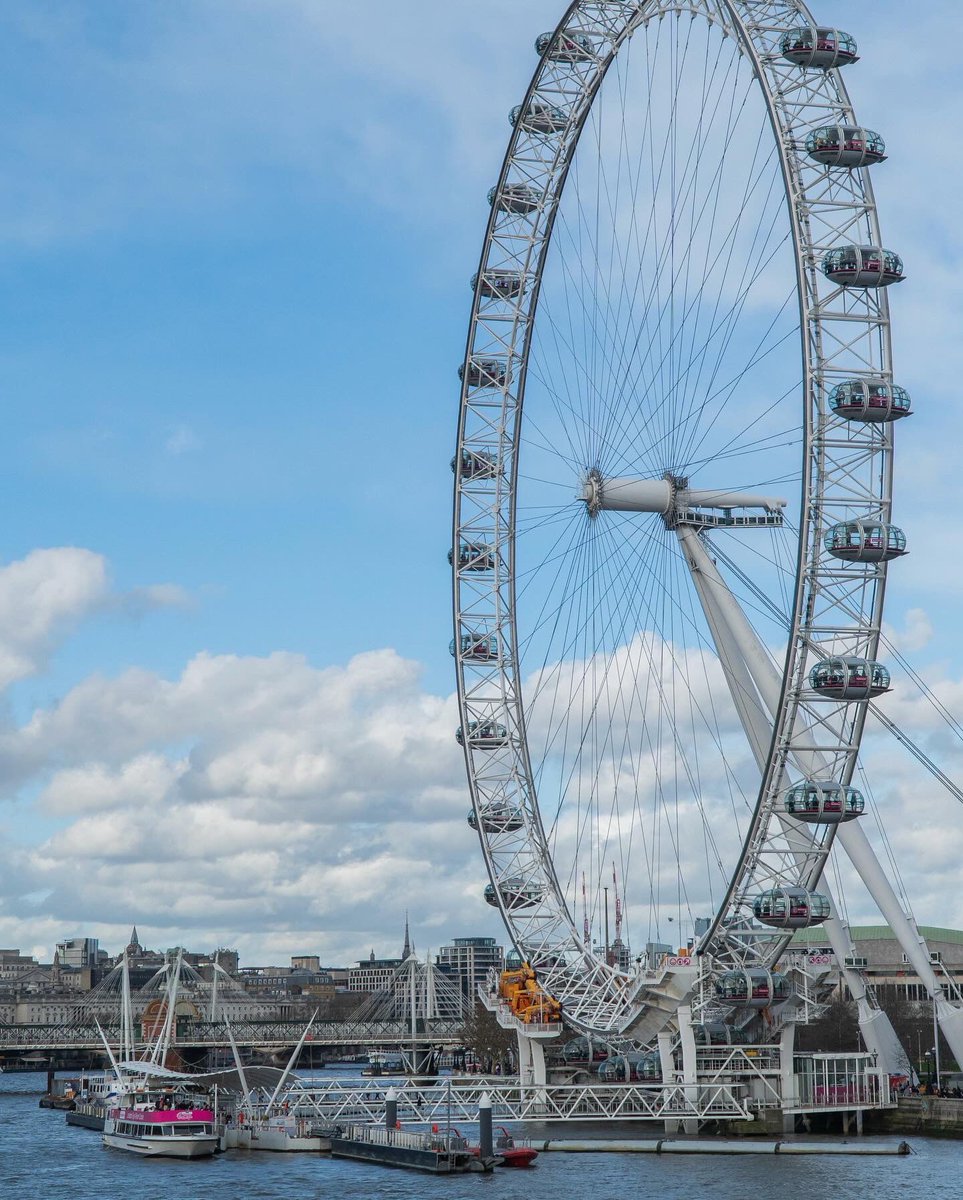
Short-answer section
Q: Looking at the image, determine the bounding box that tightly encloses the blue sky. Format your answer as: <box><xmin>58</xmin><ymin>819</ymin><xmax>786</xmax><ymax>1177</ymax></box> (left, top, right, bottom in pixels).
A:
<box><xmin>1</xmin><ymin>0</ymin><xmax>963</xmax><ymax>968</ymax></box>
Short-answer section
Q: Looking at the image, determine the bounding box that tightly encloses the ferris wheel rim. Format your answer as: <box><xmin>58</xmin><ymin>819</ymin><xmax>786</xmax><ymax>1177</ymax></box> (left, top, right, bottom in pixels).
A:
<box><xmin>453</xmin><ymin>0</ymin><xmax>898</xmax><ymax>1038</ymax></box>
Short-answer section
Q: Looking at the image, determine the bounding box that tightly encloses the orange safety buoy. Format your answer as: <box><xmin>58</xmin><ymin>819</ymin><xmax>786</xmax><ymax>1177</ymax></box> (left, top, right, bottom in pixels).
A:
<box><xmin>238</xmin><ymin>1111</ymin><xmax>245</xmax><ymax>1125</ymax></box>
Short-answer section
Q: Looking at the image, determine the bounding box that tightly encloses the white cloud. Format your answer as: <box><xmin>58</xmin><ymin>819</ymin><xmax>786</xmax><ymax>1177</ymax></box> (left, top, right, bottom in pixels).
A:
<box><xmin>6</xmin><ymin>596</ymin><xmax>963</xmax><ymax>965</ymax></box>
<box><xmin>884</xmin><ymin>608</ymin><xmax>934</xmax><ymax>655</ymax></box>
<box><xmin>38</xmin><ymin>753</ymin><xmax>184</xmax><ymax>817</ymax></box>
<box><xmin>0</xmin><ymin>548</ymin><xmax>185</xmax><ymax>691</ymax></box>
<box><xmin>0</xmin><ymin>548</ymin><xmax>108</xmax><ymax>687</ymax></box>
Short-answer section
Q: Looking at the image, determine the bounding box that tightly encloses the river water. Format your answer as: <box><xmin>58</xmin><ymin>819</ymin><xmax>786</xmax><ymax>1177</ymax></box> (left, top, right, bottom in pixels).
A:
<box><xmin>2</xmin><ymin>1070</ymin><xmax>960</xmax><ymax>1199</ymax></box>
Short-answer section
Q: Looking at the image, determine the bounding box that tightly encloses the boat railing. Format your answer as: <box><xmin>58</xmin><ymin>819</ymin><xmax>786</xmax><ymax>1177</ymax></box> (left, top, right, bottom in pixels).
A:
<box><xmin>343</xmin><ymin>1123</ymin><xmax>468</xmax><ymax>1153</ymax></box>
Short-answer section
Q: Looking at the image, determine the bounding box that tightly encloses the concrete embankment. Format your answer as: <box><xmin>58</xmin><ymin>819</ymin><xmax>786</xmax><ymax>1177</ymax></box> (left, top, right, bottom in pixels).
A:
<box><xmin>882</xmin><ymin>1096</ymin><xmax>963</xmax><ymax>1138</ymax></box>
<box><xmin>536</xmin><ymin>1138</ymin><xmax>911</xmax><ymax>1155</ymax></box>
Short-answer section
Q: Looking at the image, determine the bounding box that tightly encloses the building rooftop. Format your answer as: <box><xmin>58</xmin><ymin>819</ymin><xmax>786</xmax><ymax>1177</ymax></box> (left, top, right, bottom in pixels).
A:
<box><xmin>791</xmin><ymin>925</ymin><xmax>963</xmax><ymax>947</ymax></box>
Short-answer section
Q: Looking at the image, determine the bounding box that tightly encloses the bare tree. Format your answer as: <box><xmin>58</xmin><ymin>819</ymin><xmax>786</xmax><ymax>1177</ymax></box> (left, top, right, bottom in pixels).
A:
<box><xmin>458</xmin><ymin>1000</ymin><xmax>516</xmax><ymax>1074</ymax></box>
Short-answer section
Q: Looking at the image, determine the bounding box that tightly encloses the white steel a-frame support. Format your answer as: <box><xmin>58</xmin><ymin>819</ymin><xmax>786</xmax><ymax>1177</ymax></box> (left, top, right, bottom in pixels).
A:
<box><xmin>679</xmin><ymin>527</ymin><xmax>948</xmax><ymax>1076</ymax></box>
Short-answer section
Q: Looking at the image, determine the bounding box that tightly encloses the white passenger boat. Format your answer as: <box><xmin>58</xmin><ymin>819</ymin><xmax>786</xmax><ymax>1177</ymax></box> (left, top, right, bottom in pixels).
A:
<box><xmin>102</xmin><ymin>1105</ymin><xmax>218</xmax><ymax>1158</ymax></box>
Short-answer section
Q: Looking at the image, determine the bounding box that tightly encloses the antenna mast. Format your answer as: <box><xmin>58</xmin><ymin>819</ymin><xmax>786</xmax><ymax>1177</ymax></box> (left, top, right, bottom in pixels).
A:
<box><xmin>612</xmin><ymin>862</ymin><xmax>623</xmax><ymax>949</ymax></box>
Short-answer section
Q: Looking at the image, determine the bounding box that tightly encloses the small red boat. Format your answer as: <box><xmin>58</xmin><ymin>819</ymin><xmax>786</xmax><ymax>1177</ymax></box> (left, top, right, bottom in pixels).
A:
<box><xmin>453</xmin><ymin>1124</ymin><xmax>538</xmax><ymax>1168</ymax></box>
<box><xmin>494</xmin><ymin>1127</ymin><xmax>538</xmax><ymax>1167</ymax></box>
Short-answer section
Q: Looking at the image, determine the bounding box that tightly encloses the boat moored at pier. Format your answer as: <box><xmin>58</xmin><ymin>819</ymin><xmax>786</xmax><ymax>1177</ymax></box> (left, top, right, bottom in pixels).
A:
<box><xmin>102</xmin><ymin>1105</ymin><xmax>219</xmax><ymax>1158</ymax></box>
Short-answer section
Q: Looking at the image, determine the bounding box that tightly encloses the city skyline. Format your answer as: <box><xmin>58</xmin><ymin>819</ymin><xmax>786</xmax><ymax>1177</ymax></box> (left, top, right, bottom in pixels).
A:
<box><xmin>1</xmin><ymin>1</ymin><xmax>963</xmax><ymax>968</ymax></box>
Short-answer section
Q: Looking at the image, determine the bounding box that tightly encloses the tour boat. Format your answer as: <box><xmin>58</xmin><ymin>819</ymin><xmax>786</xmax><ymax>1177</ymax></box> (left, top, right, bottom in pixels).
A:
<box><xmin>102</xmin><ymin>1105</ymin><xmax>219</xmax><ymax>1158</ymax></box>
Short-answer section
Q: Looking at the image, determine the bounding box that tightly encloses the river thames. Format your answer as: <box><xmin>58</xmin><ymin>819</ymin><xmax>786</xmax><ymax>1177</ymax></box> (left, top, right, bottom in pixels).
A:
<box><xmin>2</xmin><ymin>1071</ymin><xmax>961</xmax><ymax>1199</ymax></box>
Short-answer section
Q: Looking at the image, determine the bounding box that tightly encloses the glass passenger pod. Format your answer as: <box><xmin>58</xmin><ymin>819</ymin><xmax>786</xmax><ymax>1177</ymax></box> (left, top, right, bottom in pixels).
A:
<box><xmin>805</xmin><ymin>126</ymin><xmax>886</xmax><ymax>168</ymax></box>
<box><xmin>484</xmin><ymin>877</ymin><xmax>541</xmax><ymax>910</ymax></box>
<box><xmin>809</xmin><ymin>657</ymin><xmax>891</xmax><ymax>700</ymax></box>
<box><xmin>448</xmin><ymin>541</ymin><xmax>496</xmax><ymax>571</ymax></box>
<box><xmin>510</xmin><ymin>101</ymin><xmax>569</xmax><ymax>135</ymax></box>
<box><xmin>471</xmin><ymin>270</ymin><xmax>525</xmax><ymax>300</ymax></box>
<box><xmin>752</xmin><ymin>887</ymin><xmax>832</xmax><ymax>929</ymax></box>
<box><xmin>456</xmin><ymin>720</ymin><xmax>509</xmax><ymax>748</ymax></box>
<box><xmin>468</xmin><ymin>802</ymin><xmax>525</xmax><ymax>833</ymax></box>
<box><xmin>597</xmin><ymin>1052</ymin><xmax>660</xmax><ymax>1082</ymax></box>
<box><xmin>452</xmin><ymin>448</ymin><xmax>502</xmax><ymax>479</ymax></box>
<box><xmin>780</xmin><ymin>27</ymin><xmax>858</xmax><ymax>69</ymax></box>
<box><xmin>693</xmin><ymin>1022</ymin><xmax>736</xmax><ymax>1047</ymax></box>
<box><xmin>561</xmin><ymin>1035</ymin><xmax>608</xmax><ymax>1064</ymax></box>
<box><xmin>784</xmin><ymin>780</ymin><xmax>866</xmax><ymax>824</ymax></box>
<box><xmin>535</xmin><ymin>31</ymin><xmax>596</xmax><ymax>62</ymax></box>
<box><xmin>488</xmin><ymin>184</ymin><xmax>543</xmax><ymax>215</ymax></box>
<box><xmin>825</xmin><ymin>520</ymin><xmax>907</xmax><ymax>563</ymax></box>
<box><xmin>715</xmin><ymin>969</ymin><xmax>790</xmax><ymax>1009</ymax></box>
<box><xmin>822</xmin><ymin>245</ymin><xmax>904</xmax><ymax>288</ymax></box>
<box><xmin>450</xmin><ymin>632</ymin><xmax>500</xmax><ymax>662</ymax></box>
<box><xmin>828</xmin><ymin>379</ymin><xmax>912</xmax><ymax>422</ymax></box>
<box><xmin>458</xmin><ymin>357</ymin><xmax>510</xmax><ymax>389</ymax></box>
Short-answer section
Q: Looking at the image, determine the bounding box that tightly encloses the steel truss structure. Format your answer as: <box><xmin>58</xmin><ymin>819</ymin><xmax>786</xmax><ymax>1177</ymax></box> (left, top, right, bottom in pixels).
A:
<box><xmin>453</xmin><ymin>0</ymin><xmax>963</xmax><ymax>1062</ymax></box>
<box><xmin>0</xmin><ymin>1018</ymin><xmax>465</xmax><ymax>1054</ymax></box>
<box><xmin>274</xmin><ymin>1077</ymin><xmax>753</xmax><ymax>1123</ymax></box>
<box><xmin>261</xmin><ymin>1066</ymin><xmax>891</xmax><ymax>1125</ymax></box>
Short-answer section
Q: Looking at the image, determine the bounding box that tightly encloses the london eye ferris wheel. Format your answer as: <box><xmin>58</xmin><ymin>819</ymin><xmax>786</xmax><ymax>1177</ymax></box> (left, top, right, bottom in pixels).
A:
<box><xmin>451</xmin><ymin>0</ymin><xmax>949</xmax><ymax>1054</ymax></box>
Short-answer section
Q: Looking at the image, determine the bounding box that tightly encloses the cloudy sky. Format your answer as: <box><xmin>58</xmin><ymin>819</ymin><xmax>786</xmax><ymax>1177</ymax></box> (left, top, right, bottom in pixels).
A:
<box><xmin>1</xmin><ymin>0</ymin><xmax>963</xmax><ymax>969</ymax></box>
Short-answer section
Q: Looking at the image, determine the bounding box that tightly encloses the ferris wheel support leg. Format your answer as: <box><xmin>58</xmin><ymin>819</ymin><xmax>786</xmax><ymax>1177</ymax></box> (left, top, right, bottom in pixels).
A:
<box><xmin>779</xmin><ymin>1022</ymin><xmax>797</xmax><ymax>1134</ymax></box>
<box><xmin>677</xmin><ymin>1005</ymin><xmax>699</xmax><ymax>1135</ymax></box>
<box><xmin>516</xmin><ymin>1031</ymin><xmax>547</xmax><ymax>1101</ymax></box>
<box><xmin>657</xmin><ymin>1029</ymin><xmax>675</xmax><ymax>1084</ymax></box>
<box><xmin>656</xmin><ymin>1028</ymin><xmax>683</xmax><ymax>1134</ymax></box>
<box><xmin>679</xmin><ymin>528</ymin><xmax>926</xmax><ymax>1078</ymax></box>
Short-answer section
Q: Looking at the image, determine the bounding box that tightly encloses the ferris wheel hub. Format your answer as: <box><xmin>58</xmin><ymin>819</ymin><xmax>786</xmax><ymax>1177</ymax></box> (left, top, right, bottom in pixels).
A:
<box><xmin>582</xmin><ymin>472</ymin><xmax>787</xmax><ymax>522</ymax></box>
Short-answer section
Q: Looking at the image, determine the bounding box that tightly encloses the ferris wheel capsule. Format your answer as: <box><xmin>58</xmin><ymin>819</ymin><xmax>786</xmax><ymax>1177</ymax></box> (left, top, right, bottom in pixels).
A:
<box><xmin>458</xmin><ymin>357</ymin><xmax>510</xmax><ymax>389</ymax></box>
<box><xmin>452</xmin><ymin>447</ymin><xmax>501</xmax><ymax>480</ymax></box>
<box><xmin>780</xmin><ymin>27</ymin><xmax>858</xmax><ymax>69</ymax></box>
<box><xmin>715</xmin><ymin>969</ymin><xmax>790</xmax><ymax>1008</ymax></box>
<box><xmin>484</xmin><ymin>877</ymin><xmax>542</xmax><ymax>909</ymax></box>
<box><xmin>828</xmin><ymin>379</ymin><xmax>912</xmax><ymax>422</ymax></box>
<box><xmin>471</xmin><ymin>270</ymin><xmax>526</xmax><ymax>300</ymax></box>
<box><xmin>752</xmin><ymin>887</ymin><xmax>831</xmax><ymax>929</ymax></box>
<box><xmin>535</xmin><ymin>31</ymin><xmax>596</xmax><ymax>62</ymax></box>
<box><xmin>450</xmin><ymin>632</ymin><xmax>500</xmax><ymax>662</ymax></box>
<box><xmin>510</xmin><ymin>101</ymin><xmax>569</xmax><ymax>135</ymax></box>
<box><xmin>809</xmin><ymin>657</ymin><xmax>891</xmax><ymax>700</ymax></box>
<box><xmin>456</xmin><ymin>720</ymin><xmax>509</xmax><ymax>749</ymax></box>
<box><xmin>805</xmin><ymin>125</ymin><xmax>886</xmax><ymax>168</ymax></box>
<box><xmin>449</xmin><ymin>542</ymin><xmax>496</xmax><ymax>571</ymax></box>
<box><xmin>692</xmin><ymin>1022</ymin><xmax>736</xmax><ymax>1046</ymax></box>
<box><xmin>468</xmin><ymin>802</ymin><xmax>525</xmax><ymax>833</ymax></box>
<box><xmin>825</xmin><ymin>521</ymin><xmax>907</xmax><ymax>563</ymax></box>
<box><xmin>783</xmin><ymin>781</ymin><xmax>865</xmax><ymax>823</ymax></box>
<box><xmin>822</xmin><ymin>245</ymin><xmax>904</xmax><ymax>287</ymax></box>
<box><xmin>597</xmin><ymin>1052</ymin><xmax>660</xmax><ymax>1082</ymax></box>
<box><xmin>488</xmin><ymin>184</ymin><xmax>544</xmax><ymax>215</ymax></box>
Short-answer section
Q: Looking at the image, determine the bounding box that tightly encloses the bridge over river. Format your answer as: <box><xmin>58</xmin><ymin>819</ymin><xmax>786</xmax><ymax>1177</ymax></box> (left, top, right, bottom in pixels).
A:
<box><xmin>0</xmin><ymin>1017</ymin><xmax>464</xmax><ymax>1061</ymax></box>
